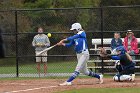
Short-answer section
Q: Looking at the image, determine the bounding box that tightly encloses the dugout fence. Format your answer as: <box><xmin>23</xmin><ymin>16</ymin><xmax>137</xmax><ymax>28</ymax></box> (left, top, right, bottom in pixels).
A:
<box><xmin>0</xmin><ymin>6</ymin><xmax>140</xmax><ymax>77</ymax></box>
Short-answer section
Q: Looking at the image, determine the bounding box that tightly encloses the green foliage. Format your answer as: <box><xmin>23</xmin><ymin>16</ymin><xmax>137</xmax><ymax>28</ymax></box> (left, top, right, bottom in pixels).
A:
<box><xmin>101</xmin><ymin>0</ymin><xmax>140</xmax><ymax>6</ymax></box>
<box><xmin>103</xmin><ymin>7</ymin><xmax>140</xmax><ymax>31</ymax></box>
<box><xmin>24</xmin><ymin>0</ymin><xmax>53</xmax><ymax>8</ymax></box>
<box><xmin>24</xmin><ymin>0</ymin><xmax>100</xmax><ymax>8</ymax></box>
<box><xmin>23</xmin><ymin>0</ymin><xmax>100</xmax><ymax>33</ymax></box>
<box><xmin>53</xmin><ymin>0</ymin><xmax>100</xmax><ymax>8</ymax></box>
<box><xmin>2</xmin><ymin>0</ymin><xmax>140</xmax><ymax>33</ymax></box>
<box><xmin>0</xmin><ymin>0</ymin><xmax>24</xmax><ymax>9</ymax></box>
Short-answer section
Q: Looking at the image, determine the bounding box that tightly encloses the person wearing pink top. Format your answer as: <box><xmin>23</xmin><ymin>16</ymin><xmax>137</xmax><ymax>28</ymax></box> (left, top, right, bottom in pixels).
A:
<box><xmin>123</xmin><ymin>30</ymin><xmax>139</xmax><ymax>61</ymax></box>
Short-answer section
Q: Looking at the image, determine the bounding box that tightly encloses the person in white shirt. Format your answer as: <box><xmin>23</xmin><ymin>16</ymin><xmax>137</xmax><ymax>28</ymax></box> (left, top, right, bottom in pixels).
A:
<box><xmin>32</xmin><ymin>27</ymin><xmax>50</xmax><ymax>77</ymax></box>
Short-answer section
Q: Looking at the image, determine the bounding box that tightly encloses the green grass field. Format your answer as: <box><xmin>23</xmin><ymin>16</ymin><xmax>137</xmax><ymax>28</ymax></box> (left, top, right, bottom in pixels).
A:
<box><xmin>57</xmin><ymin>88</ymin><xmax>140</xmax><ymax>93</ymax></box>
<box><xmin>19</xmin><ymin>61</ymin><xmax>76</xmax><ymax>73</ymax></box>
<box><xmin>0</xmin><ymin>63</ymin><xmax>76</xmax><ymax>74</ymax></box>
<box><xmin>0</xmin><ymin>59</ymin><xmax>77</xmax><ymax>74</ymax></box>
<box><xmin>0</xmin><ymin>57</ymin><xmax>97</xmax><ymax>74</ymax></box>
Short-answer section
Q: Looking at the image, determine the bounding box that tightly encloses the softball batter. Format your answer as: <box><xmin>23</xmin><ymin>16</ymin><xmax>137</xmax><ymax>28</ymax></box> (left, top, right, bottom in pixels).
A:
<box><xmin>57</xmin><ymin>23</ymin><xmax>103</xmax><ymax>86</ymax></box>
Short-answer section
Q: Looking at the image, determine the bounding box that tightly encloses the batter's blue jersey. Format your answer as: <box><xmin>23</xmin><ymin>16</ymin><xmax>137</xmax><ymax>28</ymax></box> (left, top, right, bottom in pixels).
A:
<box><xmin>65</xmin><ymin>31</ymin><xmax>88</xmax><ymax>53</ymax></box>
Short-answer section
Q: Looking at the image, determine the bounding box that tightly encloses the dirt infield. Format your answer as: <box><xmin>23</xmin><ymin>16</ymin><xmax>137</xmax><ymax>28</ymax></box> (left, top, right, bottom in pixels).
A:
<box><xmin>0</xmin><ymin>78</ymin><xmax>140</xmax><ymax>93</ymax></box>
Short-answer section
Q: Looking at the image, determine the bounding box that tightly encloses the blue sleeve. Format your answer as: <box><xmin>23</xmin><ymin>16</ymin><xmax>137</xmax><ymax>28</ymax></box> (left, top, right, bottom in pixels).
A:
<box><xmin>67</xmin><ymin>31</ymin><xmax>86</xmax><ymax>41</ymax></box>
<box><xmin>65</xmin><ymin>40</ymin><xmax>75</xmax><ymax>47</ymax></box>
<box><xmin>67</xmin><ymin>34</ymin><xmax>80</xmax><ymax>41</ymax></box>
<box><xmin>111</xmin><ymin>56</ymin><xmax>121</xmax><ymax>60</ymax></box>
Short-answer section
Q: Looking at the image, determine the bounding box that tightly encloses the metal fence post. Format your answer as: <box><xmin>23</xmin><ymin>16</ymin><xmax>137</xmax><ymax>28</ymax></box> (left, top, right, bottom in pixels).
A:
<box><xmin>100</xmin><ymin>6</ymin><xmax>104</xmax><ymax>74</ymax></box>
<box><xmin>15</xmin><ymin>10</ymin><xmax>19</xmax><ymax>77</ymax></box>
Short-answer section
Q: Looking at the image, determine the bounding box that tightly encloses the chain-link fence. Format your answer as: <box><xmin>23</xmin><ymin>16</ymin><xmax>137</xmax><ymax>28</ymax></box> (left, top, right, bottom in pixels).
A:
<box><xmin>0</xmin><ymin>6</ymin><xmax>140</xmax><ymax>77</ymax></box>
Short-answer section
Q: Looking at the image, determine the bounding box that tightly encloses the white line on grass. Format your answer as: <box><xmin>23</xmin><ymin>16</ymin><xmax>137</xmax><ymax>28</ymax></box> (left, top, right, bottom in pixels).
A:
<box><xmin>5</xmin><ymin>86</ymin><xmax>58</xmax><ymax>93</ymax></box>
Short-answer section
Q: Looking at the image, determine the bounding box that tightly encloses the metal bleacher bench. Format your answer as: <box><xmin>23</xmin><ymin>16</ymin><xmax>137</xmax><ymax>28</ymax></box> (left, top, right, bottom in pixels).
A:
<box><xmin>88</xmin><ymin>38</ymin><xmax>140</xmax><ymax>70</ymax></box>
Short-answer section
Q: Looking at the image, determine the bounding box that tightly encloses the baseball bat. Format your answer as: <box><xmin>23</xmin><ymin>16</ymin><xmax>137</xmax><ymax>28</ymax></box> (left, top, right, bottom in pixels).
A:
<box><xmin>36</xmin><ymin>44</ymin><xmax>57</xmax><ymax>56</ymax></box>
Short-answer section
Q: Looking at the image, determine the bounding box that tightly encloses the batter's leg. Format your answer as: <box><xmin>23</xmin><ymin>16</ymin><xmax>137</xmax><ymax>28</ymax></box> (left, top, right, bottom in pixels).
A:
<box><xmin>80</xmin><ymin>53</ymin><xmax>103</xmax><ymax>84</ymax></box>
<box><xmin>81</xmin><ymin>63</ymin><xmax>103</xmax><ymax>84</ymax></box>
<box><xmin>60</xmin><ymin>54</ymin><xmax>85</xmax><ymax>85</ymax></box>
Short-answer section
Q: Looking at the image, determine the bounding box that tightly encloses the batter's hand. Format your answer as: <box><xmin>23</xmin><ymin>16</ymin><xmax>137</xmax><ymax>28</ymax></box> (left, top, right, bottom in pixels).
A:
<box><xmin>57</xmin><ymin>39</ymin><xmax>67</xmax><ymax>46</ymax></box>
<box><xmin>56</xmin><ymin>42</ymin><xmax>62</xmax><ymax>46</ymax></box>
<box><xmin>57</xmin><ymin>42</ymin><xmax>65</xmax><ymax>46</ymax></box>
<box><xmin>59</xmin><ymin>39</ymin><xmax>67</xmax><ymax>43</ymax></box>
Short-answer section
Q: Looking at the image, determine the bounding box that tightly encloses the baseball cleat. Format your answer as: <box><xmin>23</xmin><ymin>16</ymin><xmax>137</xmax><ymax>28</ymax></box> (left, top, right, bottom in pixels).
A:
<box><xmin>59</xmin><ymin>81</ymin><xmax>72</xmax><ymax>86</ymax></box>
<box><xmin>130</xmin><ymin>74</ymin><xmax>135</xmax><ymax>81</ymax></box>
<box><xmin>99</xmin><ymin>74</ymin><xmax>104</xmax><ymax>84</ymax></box>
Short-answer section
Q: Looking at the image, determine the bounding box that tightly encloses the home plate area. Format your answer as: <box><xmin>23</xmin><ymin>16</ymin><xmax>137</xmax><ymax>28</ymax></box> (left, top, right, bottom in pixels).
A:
<box><xmin>0</xmin><ymin>78</ymin><xmax>140</xmax><ymax>93</ymax></box>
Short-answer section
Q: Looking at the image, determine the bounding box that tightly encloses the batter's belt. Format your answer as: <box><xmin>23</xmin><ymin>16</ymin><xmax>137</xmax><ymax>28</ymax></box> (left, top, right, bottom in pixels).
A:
<box><xmin>76</xmin><ymin>49</ymin><xmax>88</xmax><ymax>54</ymax></box>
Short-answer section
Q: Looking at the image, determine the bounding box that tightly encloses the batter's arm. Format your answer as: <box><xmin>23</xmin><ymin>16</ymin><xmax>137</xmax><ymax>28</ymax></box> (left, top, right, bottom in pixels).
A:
<box><xmin>67</xmin><ymin>34</ymin><xmax>80</xmax><ymax>41</ymax></box>
<box><xmin>65</xmin><ymin>40</ymin><xmax>75</xmax><ymax>47</ymax></box>
<box><xmin>57</xmin><ymin>38</ymin><xmax>74</xmax><ymax>47</ymax></box>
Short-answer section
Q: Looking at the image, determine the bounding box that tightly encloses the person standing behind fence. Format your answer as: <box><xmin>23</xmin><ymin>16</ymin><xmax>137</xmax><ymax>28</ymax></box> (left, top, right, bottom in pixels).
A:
<box><xmin>32</xmin><ymin>27</ymin><xmax>50</xmax><ymax>77</ymax></box>
<box><xmin>111</xmin><ymin>32</ymin><xmax>123</xmax><ymax>54</ymax></box>
<box><xmin>123</xmin><ymin>30</ymin><xmax>139</xmax><ymax>61</ymax></box>
<box><xmin>57</xmin><ymin>23</ymin><xmax>103</xmax><ymax>86</ymax></box>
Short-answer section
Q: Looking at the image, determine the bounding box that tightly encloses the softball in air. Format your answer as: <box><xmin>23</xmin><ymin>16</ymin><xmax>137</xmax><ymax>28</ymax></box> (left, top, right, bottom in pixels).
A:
<box><xmin>47</xmin><ymin>33</ymin><xmax>51</xmax><ymax>37</ymax></box>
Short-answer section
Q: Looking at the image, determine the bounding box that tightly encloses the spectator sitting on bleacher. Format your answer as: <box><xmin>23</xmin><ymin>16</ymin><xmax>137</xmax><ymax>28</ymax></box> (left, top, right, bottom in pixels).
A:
<box><xmin>123</xmin><ymin>30</ymin><xmax>139</xmax><ymax>60</ymax></box>
<box><xmin>111</xmin><ymin>32</ymin><xmax>123</xmax><ymax>54</ymax></box>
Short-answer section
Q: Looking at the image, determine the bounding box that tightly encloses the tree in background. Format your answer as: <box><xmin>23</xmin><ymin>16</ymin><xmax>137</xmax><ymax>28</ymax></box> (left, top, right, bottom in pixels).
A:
<box><xmin>1</xmin><ymin>0</ymin><xmax>140</xmax><ymax>33</ymax></box>
<box><xmin>100</xmin><ymin>0</ymin><xmax>140</xmax><ymax>32</ymax></box>
<box><xmin>0</xmin><ymin>0</ymin><xmax>140</xmax><ymax>56</ymax></box>
<box><xmin>101</xmin><ymin>0</ymin><xmax>140</xmax><ymax>6</ymax></box>
<box><xmin>23</xmin><ymin>0</ymin><xmax>100</xmax><ymax>33</ymax></box>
